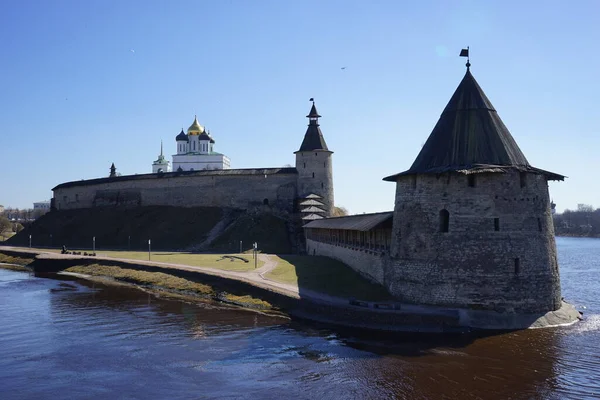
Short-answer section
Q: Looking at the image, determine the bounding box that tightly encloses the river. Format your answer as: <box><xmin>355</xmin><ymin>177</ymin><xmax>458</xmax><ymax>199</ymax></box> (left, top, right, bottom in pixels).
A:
<box><xmin>0</xmin><ymin>237</ymin><xmax>598</xmax><ymax>399</ymax></box>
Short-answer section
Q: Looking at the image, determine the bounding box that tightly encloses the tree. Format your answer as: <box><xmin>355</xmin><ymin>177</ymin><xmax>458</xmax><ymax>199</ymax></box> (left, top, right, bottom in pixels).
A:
<box><xmin>0</xmin><ymin>216</ymin><xmax>12</xmax><ymax>240</ymax></box>
<box><xmin>332</xmin><ymin>206</ymin><xmax>349</xmax><ymax>217</ymax></box>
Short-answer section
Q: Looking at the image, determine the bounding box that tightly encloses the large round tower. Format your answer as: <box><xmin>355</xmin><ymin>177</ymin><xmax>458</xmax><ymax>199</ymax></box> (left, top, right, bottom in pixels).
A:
<box><xmin>383</xmin><ymin>66</ymin><xmax>564</xmax><ymax>314</ymax></box>
<box><xmin>295</xmin><ymin>100</ymin><xmax>334</xmax><ymax>216</ymax></box>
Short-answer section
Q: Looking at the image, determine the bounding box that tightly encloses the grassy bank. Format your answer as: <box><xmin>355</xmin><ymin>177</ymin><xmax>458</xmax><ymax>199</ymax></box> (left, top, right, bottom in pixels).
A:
<box><xmin>266</xmin><ymin>255</ymin><xmax>393</xmax><ymax>302</ymax></box>
<box><xmin>64</xmin><ymin>263</ymin><xmax>272</xmax><ymax>310</ymax></box>
<box><xmin>0</xmin><ymin>252</ymin><xmax>35</xmax><ymax>266</ymax></box>
<box><xmin>93</xmin><ymin>251</ymin><xmax>263</xmax><ymax>271</ymax></box>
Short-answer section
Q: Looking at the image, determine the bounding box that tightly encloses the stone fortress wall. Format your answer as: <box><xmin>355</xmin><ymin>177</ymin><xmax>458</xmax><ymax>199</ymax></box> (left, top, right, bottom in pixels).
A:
<box><xmin>53</xmin><ymin>168</ymin><xmax>299</xmax><ymax>213</ymax></box>
<box><xmin>386</xmin><ymin>171</ymin><xmax>560</xmax><ymax>313</ymax></box>
<box><xmin>303</xmin><ymin>170</ymin><xmax>560</xmax><ymax>314</ymax></box>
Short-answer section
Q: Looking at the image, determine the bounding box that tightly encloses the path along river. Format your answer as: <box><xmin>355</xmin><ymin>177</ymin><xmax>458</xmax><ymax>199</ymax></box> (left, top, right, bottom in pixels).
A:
<box><xmin>0</xmin><ymin>237</ymin><xmax>599</xmax><ymax>399</ymax></box>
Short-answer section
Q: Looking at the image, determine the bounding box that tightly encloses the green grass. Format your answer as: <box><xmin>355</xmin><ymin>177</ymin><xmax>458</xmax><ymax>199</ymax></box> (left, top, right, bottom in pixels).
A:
<box><xmin>65</xmin><ymin>264</ymin><xmax>214</xmax><ymax>295</ymax></box>
<box><xmin>62</xmin><ymin>250</ymin><xmax>263</xmax><ymax>272</ymax></box>
<box><xmin>0</xmin><ymin>252</ymin><xmax>35</xmax><ymax>266</ymax></box>
<box><xmin>266</xmin><ymin>255</ymin><xmax>393</xmax><ymax>302</ymax></box>
<box><xmin>64</xmin><ymin>263</ymin><xmax>272</xmax><ymax>309</ymax></box>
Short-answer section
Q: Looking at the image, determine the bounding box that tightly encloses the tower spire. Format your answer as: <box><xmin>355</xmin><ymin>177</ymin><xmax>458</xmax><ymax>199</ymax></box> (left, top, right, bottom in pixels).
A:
<box><xmin>460</xmin><ymin>47</ymin><xmax>471</xmax><ymax>70</ymax></box>
<box><xmin>306</xmin><ymin>98</ymin><xmax>321</xmax><ymax>125</ymax></box>
<box><xmin>160</xmin><ymin>140</ymin><xmax>163</xmax><ymax>157</ymax></box>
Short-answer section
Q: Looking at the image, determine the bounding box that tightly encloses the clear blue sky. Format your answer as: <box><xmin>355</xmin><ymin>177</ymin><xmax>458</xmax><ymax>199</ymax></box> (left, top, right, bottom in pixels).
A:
<box><xmin>1</xmin><ymin>0</ymin><xmax>598</xmax><ymax>213</ymax></box>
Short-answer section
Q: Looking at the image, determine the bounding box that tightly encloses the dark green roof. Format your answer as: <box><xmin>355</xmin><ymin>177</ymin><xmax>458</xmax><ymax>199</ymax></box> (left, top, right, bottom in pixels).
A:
<box><xmin>384</xmin><ymin>69</ymin><xmax>564</xmax><ymax>181</ymax></box>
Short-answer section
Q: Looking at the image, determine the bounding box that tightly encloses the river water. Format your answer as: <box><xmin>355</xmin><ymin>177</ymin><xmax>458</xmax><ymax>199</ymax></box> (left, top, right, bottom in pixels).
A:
<box><xmin>0</xmin><ymin>237</ymin><xmax>598</xmax><ymax>399</ymax></box>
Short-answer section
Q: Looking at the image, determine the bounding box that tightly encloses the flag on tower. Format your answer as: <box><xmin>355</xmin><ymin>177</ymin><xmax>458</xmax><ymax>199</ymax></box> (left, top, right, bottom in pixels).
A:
<box><xmin>459</xmin><ymin>48</ymin><xmax>469</xmax><ymax>57</ymax></box>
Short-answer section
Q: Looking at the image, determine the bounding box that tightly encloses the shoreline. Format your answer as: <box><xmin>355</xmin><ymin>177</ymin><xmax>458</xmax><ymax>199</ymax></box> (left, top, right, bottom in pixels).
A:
<box><xmin>0</xmin><ymin>246</ymin><xmax>582</xmax><ymax>333</ymax></box>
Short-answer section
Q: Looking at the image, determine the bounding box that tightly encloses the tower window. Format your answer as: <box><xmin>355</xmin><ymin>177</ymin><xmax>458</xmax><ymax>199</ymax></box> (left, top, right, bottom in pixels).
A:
<box><xmin>439</xmin><ymin>209</ymin><xmax>449</xmax><ymax>233</ymax></box>
<box><xmin>494</xmin><ymin>218</ymin><xmax>500</xmax><ymax>231</ymax></box>
<box><xmin>411</xmin><ymin>175</ymin><xmax>417</xmax><ymax>189</ymax></box>
<box><xmin>514</xmin><ymin>258</ymin><xmax>520</xmax><ymax>275</ymax></box>
<box><xmin>538</xmin><ymin>217</ymin><xmax>542</xmax><ymax>232</ymax></box>
<box><xmin>323</xmin><ymin>162</ymin><xmax>326</xmax><ymax>167</ymax></box>
<box><xmin>304</xmin><ymin>163</ymin><xmax>306</xmax><ymax>168</ymax></box>
<box><xmin>312</xmin><ymin>172</ymin><xmax>315</xmax><ymax>178</ymax></box>
<box><xmin>520</xmin><ymin>172</ymin><xmax>527</xmax><ymax>188</ymax></box>
<box><xmin>315</xmin><ymin>152</ymin><xmax>317</xmax><ymax>156</ymax></box>
<box><xmin>263</xmin><ymin>198</ymin><xmax>269</xmax><ymax>205</ymax></box>
<box><xmin>467</xmin><ymin>174</ymin><xmax>476</xmax><ymax>187</ymax></box>
<box><xmin>321</xmin><ymin>182</ymin><xmax>324</xmax><ymax>189</ymax></box>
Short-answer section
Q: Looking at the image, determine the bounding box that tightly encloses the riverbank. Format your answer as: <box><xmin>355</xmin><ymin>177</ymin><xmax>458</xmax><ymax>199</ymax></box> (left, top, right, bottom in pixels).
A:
<box><xmin>0</xmin><ymin>246</ymin><xmax>582</xmax><ymax>332</ymax></box>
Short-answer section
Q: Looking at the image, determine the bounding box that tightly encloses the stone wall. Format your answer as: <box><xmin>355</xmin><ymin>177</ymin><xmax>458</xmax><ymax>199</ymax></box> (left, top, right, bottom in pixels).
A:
<box><xmin>53</xmin><ymin>169</ymin><xmax>298</xmax><ymax>213</ymax></box>
<box><xmin>387</xmin><ymin>171</ymin><xmax>561</xmax><ymax>313</ymax></box>
<box><xmin>305</xmin><ymin>239</ymin><xmax>385</xmax><ymax>284</ymax></box>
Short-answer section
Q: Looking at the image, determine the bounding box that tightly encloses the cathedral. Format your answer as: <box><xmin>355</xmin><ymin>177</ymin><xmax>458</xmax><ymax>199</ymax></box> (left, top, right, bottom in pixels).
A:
<box><xmin>152</xmin><ymin>116</ymin><xmax>231</xmax><ymax>173</ymax></box>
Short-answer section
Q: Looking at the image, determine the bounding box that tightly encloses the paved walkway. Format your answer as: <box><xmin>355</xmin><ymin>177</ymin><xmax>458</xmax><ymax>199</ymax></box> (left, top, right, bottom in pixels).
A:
<box><xmin>0</xmin><ymin>246</ymin><xmax>352</xmax><ymax>308</ymax></box>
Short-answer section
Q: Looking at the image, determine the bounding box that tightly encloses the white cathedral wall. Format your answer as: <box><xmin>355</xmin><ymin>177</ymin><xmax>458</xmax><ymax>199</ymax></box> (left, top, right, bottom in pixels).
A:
<box><xmin>172</xmin><ymin>154</ymin><xmax>230</xmax><ymax>171</ymax></box>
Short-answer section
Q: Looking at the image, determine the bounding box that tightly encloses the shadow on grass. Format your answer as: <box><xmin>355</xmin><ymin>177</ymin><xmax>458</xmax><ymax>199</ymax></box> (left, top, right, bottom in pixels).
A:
<box><xmin>273</xmin><ymin>254</ymin><xmax>394</xmax><ymax>302</ymax></box>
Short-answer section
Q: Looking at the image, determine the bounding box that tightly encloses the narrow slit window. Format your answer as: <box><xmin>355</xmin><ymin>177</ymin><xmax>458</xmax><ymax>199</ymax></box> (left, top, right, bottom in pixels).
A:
<box><xmin>439</xmin><ymin>209</ymin><xmax>449</xmax><ymax>233</ymax></box>
<box><xmin>494</xmin><ymin>218</ymin><xmax>500</xmax><ymax>231</ymax></box>
<box><xmin>520</xmin><ymin>172</ymin><xmax>527</xmax><ymax>188</ymax></box>
<box><xmin>514</xmin><ymin>258</ymin><xmax>520</xmax><ymax>275</ymax></box>
<box><xmin>411</xmin><ymin>175</ymin><xmax>417</xmax><ymax>189</ymax></box>
<box><xmin>468</xmin><ymin>174</ymin><xmax>476</xmax><ymax>187</ymax></box>
<box><xmin>537</xmin><ymin>217</ymin><xmax>542</xmax><ymax>232</ymax></box>
<box><xmin>312</xmin><ymin>172</ymin><xmax>315</xmax><ymax>178</ymax></box>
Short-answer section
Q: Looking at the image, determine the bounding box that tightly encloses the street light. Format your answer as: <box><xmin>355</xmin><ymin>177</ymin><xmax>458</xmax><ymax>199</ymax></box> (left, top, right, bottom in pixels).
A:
<box><xmin>148</xmin><ymin>239</ymin><xmax>151</xmax><ymax>261</ymax></box>
<box><xmin>29</xmin><ymin>234</ymin><xmax>32</xmax><ymax>248</ymax></box>
<box><xmin>93</xmin><ymin>236</ymin><xmax>96</xmax><ymax>253</ymax></box>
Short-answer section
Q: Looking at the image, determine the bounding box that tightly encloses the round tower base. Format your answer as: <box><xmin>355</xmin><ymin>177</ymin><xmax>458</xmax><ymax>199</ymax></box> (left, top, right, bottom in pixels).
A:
<box><xmin>458</xmin><ymin>300</ymin><xmax>581</xmax><ymax>330</ymax></box>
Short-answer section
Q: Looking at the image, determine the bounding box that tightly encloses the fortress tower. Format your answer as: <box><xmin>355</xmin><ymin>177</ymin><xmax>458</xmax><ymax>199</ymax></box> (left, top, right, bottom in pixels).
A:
<box><xmin>295</xmin><ymin>101</ymin><xmax>334</xmax><ymax>217</ymax></box>
<box><xmin>383</xmin><ymin>66</ymin><xmax>564</xmax><ymax>314</ymax></box>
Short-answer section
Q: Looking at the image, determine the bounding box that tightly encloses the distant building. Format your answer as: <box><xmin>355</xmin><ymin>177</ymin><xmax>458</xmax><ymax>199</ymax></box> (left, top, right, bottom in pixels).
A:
<box><xmin>0</xmin><ymin>205</ymin><xmax>4</xmax><ymax>214</ymax></box>
<box><xmin>53</xmin><ymin>102</ymin><xmax>334</xmax><ymax>216</ymax></box>
<box><xmin>152</xmin><ymin>141</ymin><xmax>171</xmax><ymax>173</ymax></box>
<box><xmin>170</xmin><ymin>116</ymin><xmax>231</xmax><ymax>172</ymax></box>
<box><xmin>33</xmin><ymin>201</ymin><xmax>51</xmax><ymax>210</ymax></box>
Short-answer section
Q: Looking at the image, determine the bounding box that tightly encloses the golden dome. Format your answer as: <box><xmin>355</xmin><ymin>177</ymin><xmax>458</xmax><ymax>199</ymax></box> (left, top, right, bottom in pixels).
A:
<box><xmin>187</xmin><ymin>115</ymin><xmax>204</xmax><ymax>135</ymax></box>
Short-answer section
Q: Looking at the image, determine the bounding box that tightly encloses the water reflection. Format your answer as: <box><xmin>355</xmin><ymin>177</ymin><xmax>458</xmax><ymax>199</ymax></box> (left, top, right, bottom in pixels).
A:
<box><xmin>1</xmin><ymin>237</ymin><xmax>599</xmax><ymax>399</ymax></box>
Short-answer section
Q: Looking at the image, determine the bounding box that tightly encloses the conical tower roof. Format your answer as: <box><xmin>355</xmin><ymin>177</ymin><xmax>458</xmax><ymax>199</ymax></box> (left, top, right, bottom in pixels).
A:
<box><xmin>296</xmin><ymin>102</ymin><xmax>330</xmax><ymax>152</ymax></box>
<box><xmin>384</xmin><ymin>69</ymin><xmax>563</xmax><ymax>181</ymax></box>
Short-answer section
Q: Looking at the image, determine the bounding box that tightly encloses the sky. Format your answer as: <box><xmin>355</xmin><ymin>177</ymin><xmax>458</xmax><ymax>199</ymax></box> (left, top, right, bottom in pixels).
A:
<box><xmin>1</xmin><ymin>0</ymin><xmax>599</xmax><ymax>213</ymax></box>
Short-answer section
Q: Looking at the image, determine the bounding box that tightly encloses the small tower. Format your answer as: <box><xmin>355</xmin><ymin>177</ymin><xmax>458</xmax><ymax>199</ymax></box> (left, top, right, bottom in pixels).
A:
<box><xmin>176</xmin><ymin>129</ymin><xmax>188</xmax><ymax>155</ymax></box>
<box><xmin>198</xmin><ymin>128</ymin><xmax>214</xmax><ymax>155</ymax></box>
<box><xmin>109</xmin><ymin>163</ymin><xmax>117</xmax><ymax>177</ymax></box>
<box><xmin>187</xmin><ymin>115</ymin><xmax>203</xmax><ymax>153</ymax></box>
<box><xmin>383</xmin><ymin>65</ymin><xmax>564</xmax><ymax>314</ymax></box>
<box><xmin>152</xmin><ymin>141</ymin><xmax>171</xmax><ymax>173</ymax></box>
<box><xmin>295</xmin><ymin>100</ymin><xmax>334</xmax><ymax>216</ymax></box>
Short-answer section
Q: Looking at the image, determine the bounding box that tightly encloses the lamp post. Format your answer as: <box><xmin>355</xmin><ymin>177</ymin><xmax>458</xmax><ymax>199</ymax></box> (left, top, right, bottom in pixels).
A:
<box><xmin>29</xmin><ymin>234</ymin><xmax>32</xmax><ymax>248</ymax></box>
<box><xmin>148</xmin><ymin>239</ymin><xmax>151</xmax><ymax>261</ymax></box>
<box><xmin>239</xmin><ymin>240</ymin><xmax>242</xmax><ymax>254</ymax></box>
<box><xmin>93</xmin><ymin>236</ymin><xmax>95</xmax><ymax>253</ymax></box>
<box><xmin>253</xmin><ymin>242</ymin><xmax>258</xmax><ymax>269</ymax></box>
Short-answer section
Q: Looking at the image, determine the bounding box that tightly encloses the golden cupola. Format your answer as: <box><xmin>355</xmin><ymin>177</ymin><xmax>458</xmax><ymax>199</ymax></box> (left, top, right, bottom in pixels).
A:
<box><xmin>187</xmin><ymin>115</ymin><xmax>204</xmax><ymax>135</ymax></box>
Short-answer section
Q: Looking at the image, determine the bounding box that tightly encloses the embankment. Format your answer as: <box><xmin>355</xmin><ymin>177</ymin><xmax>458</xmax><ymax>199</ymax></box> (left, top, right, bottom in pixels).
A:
<box><xmin>0</xmin><ymin>249</ymin><xmax>582</xmax><ymax>332</ymax></box>
<box><xmin>7</xmin><ymin>206</ymin><xmax>293</xmax><ymax>253</ymax></box>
